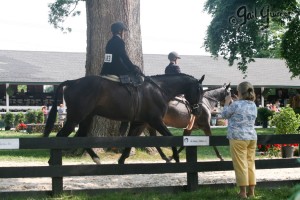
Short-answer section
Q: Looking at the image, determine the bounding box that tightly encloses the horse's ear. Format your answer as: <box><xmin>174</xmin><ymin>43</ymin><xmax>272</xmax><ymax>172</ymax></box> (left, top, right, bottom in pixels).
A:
<box><xmin>199</xmin><ymin>75</ymin><xmax>205</xmax><ymax>84</ymax></box>
<box><xmin>225</xmin><ymin>83</ymin><xmax>231</xmax><ymax>90</ymax></box>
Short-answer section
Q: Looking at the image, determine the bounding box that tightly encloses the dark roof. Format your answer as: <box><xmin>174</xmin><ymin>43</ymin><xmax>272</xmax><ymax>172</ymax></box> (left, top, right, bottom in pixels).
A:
<box><xmin>0</xmin><ymin>50</ymin><xmax>85</xmax><ymax>84</ymax></box>
<box><xmin>0</xmin><ymin>50</ymin><xmax>299</xmax><ymax>88</ymax></box>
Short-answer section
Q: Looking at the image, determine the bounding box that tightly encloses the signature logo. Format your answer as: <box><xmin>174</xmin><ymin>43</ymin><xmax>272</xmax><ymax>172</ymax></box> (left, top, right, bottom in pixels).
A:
<box><xmin>229</xmin><ymin>5</ymin><xmax>291</xmax><ymax>31</ymax></box>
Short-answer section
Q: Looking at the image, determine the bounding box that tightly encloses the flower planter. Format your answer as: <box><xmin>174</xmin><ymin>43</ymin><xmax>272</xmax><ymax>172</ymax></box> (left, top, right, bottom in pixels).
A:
<box><xmin>216</xmin><ymin>118</ymin><xmax>227</xmax><ymax>126</ymax></box>
<box><xmin>281</xmin><ymin>146</ymin><xmax>294</xmax><ymax>158</ymax></box>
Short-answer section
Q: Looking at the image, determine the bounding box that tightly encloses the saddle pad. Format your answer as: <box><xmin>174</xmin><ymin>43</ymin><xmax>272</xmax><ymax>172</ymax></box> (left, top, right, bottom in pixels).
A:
<box><xmin>101</xmin><ymin>75</ymin><xmax>120</xmax><ymax>82</ymax></box>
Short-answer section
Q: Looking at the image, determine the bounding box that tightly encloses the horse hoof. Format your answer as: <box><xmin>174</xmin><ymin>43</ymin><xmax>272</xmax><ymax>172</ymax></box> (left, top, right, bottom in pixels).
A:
<box><xmin>93</xmin><ymin>158</ymin><xmax>101</xmax><ymax>165</ymax></box>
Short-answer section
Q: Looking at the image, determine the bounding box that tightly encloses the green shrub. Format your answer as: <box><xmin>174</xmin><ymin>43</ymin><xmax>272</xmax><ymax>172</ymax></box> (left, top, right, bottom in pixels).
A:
<box><xmin>0</xmin><ymin>114</ymin><xmax>3</xmax><ymax>128</ymax></box>
<box><xmin>4</xmin><ymin>112</ymin><xmax>15</xmax><ymax>129</ymax></box>
<box><xmin>15</xmin><ymin>112</ymin><xmax>25</xmax><ymax>125</ymax></box>
<box><xmin>4</xmin><ymin>112</ymin><xmax>15</xmax><ymax>126</ymax></box>
<box><xmin>25</xmin><ymin>110</ymin><xmax>37</xmax><ymax>124</ymax></box>
<box><xmin>270</xmin><ymin>106</ymin><xmax>300</xmax><ymax>134</ymax></box>
<box><xmin>36</xmin><ymin>110</ymin><xmax>44</xmax><ymax>123</ymax></box>
<box><xmin>257</xmin><ymin>107</ymin><xmax>274</xmax><ymax>122</ymax></box>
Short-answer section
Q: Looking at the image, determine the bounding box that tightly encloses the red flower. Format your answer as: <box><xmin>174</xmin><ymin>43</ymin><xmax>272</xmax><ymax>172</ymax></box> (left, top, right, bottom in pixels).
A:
<box><xmin>18</xmin><ymin>123</ymin><xmax>27</xmax><ymax>130</ymax></box>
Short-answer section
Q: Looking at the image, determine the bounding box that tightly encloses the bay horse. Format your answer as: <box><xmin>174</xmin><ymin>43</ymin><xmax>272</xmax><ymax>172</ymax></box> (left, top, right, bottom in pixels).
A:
<box><xmin>44</xmin><ymin>74</ymin><xmax>205</xmax><ymax>164</ymax></box>
<box><xmin>119</xmin><ymin>83</ymin><xmax>230</xmax><ymax>162</ymax></box>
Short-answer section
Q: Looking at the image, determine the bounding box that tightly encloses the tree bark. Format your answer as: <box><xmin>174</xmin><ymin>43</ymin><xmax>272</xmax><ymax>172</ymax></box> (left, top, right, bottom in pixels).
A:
<box><xmin>85</xmin><ymin>0</ymin><xmax>143</xmax><ymax>136</ymax></box>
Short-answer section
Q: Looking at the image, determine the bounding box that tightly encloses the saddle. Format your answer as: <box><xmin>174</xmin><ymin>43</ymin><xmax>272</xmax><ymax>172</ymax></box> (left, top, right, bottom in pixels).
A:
<box><xmin>170</xmin><ymin>96</ymin><xmax>196</xmax><ymax>130</ymax></box>
<box><xmin>101</xmin><ymin>73</ymin><xmax>144</xmax><ymax>87</ymax></box>
<box><xmin>171</xmin><ymin>96</ymin><xmax>192</xmax><ymax>114</ymax></box>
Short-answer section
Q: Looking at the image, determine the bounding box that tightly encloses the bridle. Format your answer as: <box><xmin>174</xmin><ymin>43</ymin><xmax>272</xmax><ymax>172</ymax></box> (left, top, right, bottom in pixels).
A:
<box><xmin>203</xmin><ymin>86</ymin><xmax>231</xmax><ymax>107</ymax></box>
<box><xmin>189</xmin><ymin>83</ymin><xmax>203</xmax><ymax>114</ymax></box>
<box><xmin>146</xmin><ymin>76</ymin><xmax>203</xmax><ymax>114</ymax></box>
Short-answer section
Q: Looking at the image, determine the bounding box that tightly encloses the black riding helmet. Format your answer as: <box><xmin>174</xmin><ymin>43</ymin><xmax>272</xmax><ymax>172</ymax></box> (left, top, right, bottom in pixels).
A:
<box><xmin>168</xmin><ymin>51</ymin><xmax>181</xmax><ymax>61</ymax></box>
<box><xmin>111</xmin><ymin>22</ymin><xmax>128</xmax><ymax>34</ymax></box>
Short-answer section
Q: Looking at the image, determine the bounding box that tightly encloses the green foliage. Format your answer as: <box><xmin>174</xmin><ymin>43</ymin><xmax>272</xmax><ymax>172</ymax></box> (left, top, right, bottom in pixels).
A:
<box><xmin>204</xmin><ymin>0</ymin><xmax>300</xmax><ymax>76</ymax></box>
<box><xmin>270</xmin><ymin>106</ymin><xmax>300</xmax><ymax>134</ymax></box>
<box><xmin>6</xmin><ymin>86</ymin><xmax>15</xmax><ymax>96</ymax></box>
<box><xmin>4</xmin><ymin>112</ymin><xmax>15</xmax><ymax>126</ymax></box>
<box><xmin>48</xmin><ymin>0</ymin><xmax>81</xmax><ymax>33</ymax></box>
<box><xmin>290</xmin><ymin>184</ymin><xmax>300</xmax><ymax>200</ymax></box>
<box><xmin>14</xmin><ymin>112</ymin><xmax>25</xmax><ymax>125</ymax></box>
<box><xmin>17</xmin><ymin>85</ymin><xmax>27</xmax><ymax>92</ymax></box>
<box><xmin>281</xmin><ymin>16</ymin><xmax>300</xmax><ymax>78</ymax></box>
<box><xmin>257</xmin><ymin>107</ymin><xmax>274</xmax><ymax>122</ymax></box>
<box><xmin>36</xmin><ymin>110</ymin><xmax>44</xmax><ymax>123</ymax></box>
<box><xmin>25</xmin><ymin>110</ymin><xmax>37</xmax><ymax>124</ymax></box>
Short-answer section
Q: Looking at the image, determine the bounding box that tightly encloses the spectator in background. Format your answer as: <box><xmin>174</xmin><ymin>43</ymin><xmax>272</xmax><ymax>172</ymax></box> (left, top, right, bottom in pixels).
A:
<box><xmin>276</xmin><ymin>89</ymin><xmax>286</xmax><ymax>107</ymax></box>
<box><xmin>255</xmin><ymin>94</ymin><xmax>261</xmax><ymax>107</ymax></box>
<box><xmin>41</xmin><ymin>106</ymin><xmax>48</xmax><ymax>123</ymax></box>
<box><xmin>270</xmin><ymin>99</ymin><xmax>280</xmax><ymax>112</ymax></box>
<box><xmin>58</xmin><ymin>104</ymin><xmax>66</xmax><ymax>126</ymax></box>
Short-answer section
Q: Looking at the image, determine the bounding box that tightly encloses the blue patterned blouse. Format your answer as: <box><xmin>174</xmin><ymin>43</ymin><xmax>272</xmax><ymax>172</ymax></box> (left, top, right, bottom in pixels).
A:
<box><xmin>221</xmin><ymin>100</ymin><xmax>257</xmax><ymax>140</ymax></box>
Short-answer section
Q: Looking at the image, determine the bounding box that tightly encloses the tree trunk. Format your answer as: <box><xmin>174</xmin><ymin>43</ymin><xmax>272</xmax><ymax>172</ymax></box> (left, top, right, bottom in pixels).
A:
<box><xmin>85</xmin><ymin>0</ymin><xmax>143</xmax><ymax>136</ymax></box>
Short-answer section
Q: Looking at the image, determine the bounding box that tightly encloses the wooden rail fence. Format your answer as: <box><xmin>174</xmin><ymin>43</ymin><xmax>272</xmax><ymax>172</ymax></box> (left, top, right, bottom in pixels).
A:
<box><xmin>0</xmin><ymin>134</ymin><xmax>300</xmax><ymax>197</ymax></box>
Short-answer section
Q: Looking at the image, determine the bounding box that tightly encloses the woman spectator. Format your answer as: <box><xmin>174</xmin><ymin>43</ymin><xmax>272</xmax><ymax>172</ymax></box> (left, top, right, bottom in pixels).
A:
<box><xmin>221</xmin><ymin>81</ymin><xmax>257</xmax><ymax>198</ymax></box>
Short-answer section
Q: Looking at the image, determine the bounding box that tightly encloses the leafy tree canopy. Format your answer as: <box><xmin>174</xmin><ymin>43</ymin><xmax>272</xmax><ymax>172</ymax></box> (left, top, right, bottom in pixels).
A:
<box><xmin>48</xmin><ymin>0</ymin><xmax>81</xmax><ymax>33</ymax></box>
<box><xmin>204</xmin><ymin>0</ymin><xmax>300</xmax><ymax>77</ymax></box>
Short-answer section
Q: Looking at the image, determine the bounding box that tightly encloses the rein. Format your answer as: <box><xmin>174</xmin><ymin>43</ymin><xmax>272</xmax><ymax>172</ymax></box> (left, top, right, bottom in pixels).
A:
<box><xmin>146</xmin><ymin>76</ymin><xmax>201</xmax><ymax>114</ymax></box>
<box><xmin>203</xmin><ymin>94</ymin><xmax>219</xmax><ymax>104</ymax></box>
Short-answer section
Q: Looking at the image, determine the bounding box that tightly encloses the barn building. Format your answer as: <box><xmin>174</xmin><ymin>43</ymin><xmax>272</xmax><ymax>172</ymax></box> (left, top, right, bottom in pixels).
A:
<box><xmin>1</xmin><ymin>50</ymin><xmax>300</xmax><ymax>113</ymax></box>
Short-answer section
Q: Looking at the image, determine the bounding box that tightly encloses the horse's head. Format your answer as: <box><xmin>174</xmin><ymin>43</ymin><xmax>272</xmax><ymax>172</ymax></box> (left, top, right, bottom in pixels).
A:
<box><xmin>184</xmin><ymin>74</ymin><xmax>205</xmax><ymax>115</ymax></box>
<box><xmin>219</xmin><ymin>83</ymin><xmax>231</xmax><ymax>106</ymax></box>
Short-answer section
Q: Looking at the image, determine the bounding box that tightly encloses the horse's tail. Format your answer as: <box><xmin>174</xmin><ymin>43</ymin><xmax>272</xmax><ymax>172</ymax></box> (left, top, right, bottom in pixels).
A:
<box><xmin>43</xmin><ymin>80</ymin><xmax>71</xmax><ymax>137</ymax></box>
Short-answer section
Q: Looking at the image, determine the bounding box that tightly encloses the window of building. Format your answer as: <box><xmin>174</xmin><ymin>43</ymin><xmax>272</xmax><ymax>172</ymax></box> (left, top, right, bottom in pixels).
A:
<box><xmin>43</xmin><ymin>85</ymin><xmax>54</xmax><ymax>93</ymax></box>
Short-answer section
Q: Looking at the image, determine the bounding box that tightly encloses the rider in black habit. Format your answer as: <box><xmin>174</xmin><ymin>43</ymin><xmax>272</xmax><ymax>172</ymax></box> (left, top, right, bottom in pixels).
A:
<box><xmin>165</xmin><ymin>51</ymin><xmax>181</xmax><ymax>74</ymax></box>
<box><xmin>100</xmin><ymin>22</ymin><xmax>143</xmax><ymax>85</ymax></box>
<box><xmin>165</xmin><ymin>51</ymin><xmax>196</xmax><ymax>131</ymax></box>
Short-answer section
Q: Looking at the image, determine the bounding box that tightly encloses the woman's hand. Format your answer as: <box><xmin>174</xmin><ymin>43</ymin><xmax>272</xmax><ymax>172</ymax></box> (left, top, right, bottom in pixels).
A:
<box><xmin>232</xmin><ymin>94</ymin><xmax>238</xmax><ymax>101</ymax></box>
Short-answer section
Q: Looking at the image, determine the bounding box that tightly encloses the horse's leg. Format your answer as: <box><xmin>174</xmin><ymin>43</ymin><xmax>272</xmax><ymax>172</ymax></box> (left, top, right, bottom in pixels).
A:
<box><xmin>49</xmin><ymin>120</ymin><xmax>76</xmax><ymax>165</ymax></box>
<box><xmin>148</xmin><ymin>126</ymin><xmax>171</xmax><ymax>163</ymax></box>
<box><xmin>168</xmin><ymin>128</ymin><xmax>193</xmax><ymax>161</ymax></box>
<box><xmin>75</xmin><ymin>116</ymin><xmax>101</xmax><ymax>164</ymax></box>
<box><xmin>119</xmin><ymin>121</ymin><xmax>129</xmax><ymax>136</ymax></box>
<box><xmin>118</xmin><ymin>122</ymin><xmax>147</xmax><ymax>164</ymax></box>
<box><xmin>56</xmin><ymin>120</ymin><xmax>76</xmax><ymax>137</ymax></box>
<box><xmin>148</xmin><ymin>120</ymin><xmax>180</xmax><ymax>163</ymax></box>
<box><xmin>202</xmin><ymin>126</ymin><xmax>224</xmax><ymax>161</ymax></box>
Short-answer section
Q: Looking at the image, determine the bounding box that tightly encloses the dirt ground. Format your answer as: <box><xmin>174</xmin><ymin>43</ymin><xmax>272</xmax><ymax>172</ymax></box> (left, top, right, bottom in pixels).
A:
<box><xmin>1</xmin><ymin>160</ymin><xmax>300</xmax><ymax>192</ymax></box>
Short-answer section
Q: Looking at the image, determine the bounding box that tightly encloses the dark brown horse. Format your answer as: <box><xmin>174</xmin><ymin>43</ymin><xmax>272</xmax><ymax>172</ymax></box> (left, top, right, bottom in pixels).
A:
<box><xmin>120</xmin><ymin>83</ymin><xmax>230</xmax><ymax>162</ymax></box>
<box><xmin>44</xmin><ymin>74</ymin><xmax>205</xmax><ymax>164</ymax></box>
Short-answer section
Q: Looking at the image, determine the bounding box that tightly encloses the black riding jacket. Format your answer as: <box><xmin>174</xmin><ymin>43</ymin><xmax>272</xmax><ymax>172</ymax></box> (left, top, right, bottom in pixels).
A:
<box><xmin>101</xmin><ymin>35</ymin><xmax>140</xmax><ymax>76</ymax></box>
<box><xmin>165</xmin><ymin>62</ymin><xmax>181</xmax><ymax>74</ymax></box>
